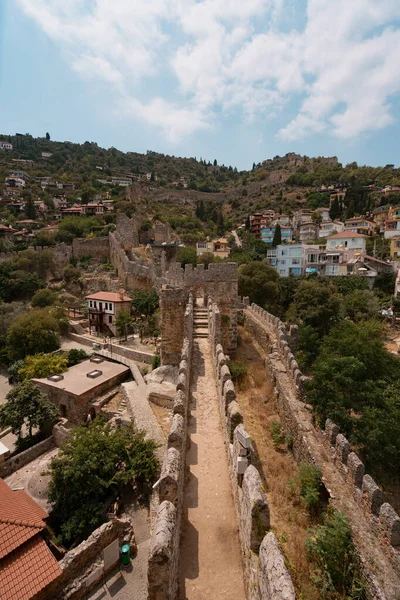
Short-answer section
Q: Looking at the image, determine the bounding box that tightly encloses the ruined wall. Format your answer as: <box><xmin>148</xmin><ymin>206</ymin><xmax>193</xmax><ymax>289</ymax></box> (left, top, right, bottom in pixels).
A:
<box><xmin>148</xmin><ymin>296</ymin><xmax>193</xmax><ymax>600</ymax></box>
<box><xmin>244</xmin><ymin>303</ymin><xmax>400</xmax><ymax>599</ymax></box>
<box><xmin>109</xmin><ymin>231</ymin><xmax>158</xmax><ymax>290</ymax></box>
<box><xmin>207</xmin><ymin>298</ymin><xmax>295</xmax><ymax>600</ymax></box>
<box><xmin>160</xmin><ymin>286</ymin><xmax>189</xmax><ymax>366</ymax></box>
<box><xmin>72</xmin><ymin>237</ymin><xmax>110</xmax><ymax>261</ymax></box>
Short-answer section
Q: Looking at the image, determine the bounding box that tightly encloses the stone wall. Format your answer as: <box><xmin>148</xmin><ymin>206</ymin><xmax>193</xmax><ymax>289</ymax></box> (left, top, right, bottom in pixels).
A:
<box><xmin>52</xmin><ymin>419</ymin><xmax>72</xmax><ymax>447</ymax></box>
<box><xmin>160</xmin><ymin>286</ymin><xmax>189</xmax><ymax>366</ymax></box>
<box><xmin>322</xmin><ymin>419</ymin><xmax>400</xmax><ymax>571</ymax></box>
<box><xmin>66</xmin><ymin>332</ymin><xmax>155</xmax><ymax>364</ymax></box>
<box><xmin>72</xmin><ymin>237</ymin><xmax>110</xmax><ymax>261</ymax></box>
<box><xmin>54</xmin><ymin>517</ymin><xmax>134</xmax><ymax>600</ymax></box>
<box><xmin>207</xmin><ymin>298</ymin><xmax>295</xmax><ymax>600</ymax></box>
<box><xmin>0</xmin><ymin>436</ymin><xmax>55</xmax><ymax>478</ymax></box>
<box><xmin>244</xmin><ymin>303</ymin><xmax>400</xmax><ymax>599</ymax></box>
<box><xmin>148</xmin><ymin>295</ymin><xmax>193</xmax><ymax>600</ymax></box>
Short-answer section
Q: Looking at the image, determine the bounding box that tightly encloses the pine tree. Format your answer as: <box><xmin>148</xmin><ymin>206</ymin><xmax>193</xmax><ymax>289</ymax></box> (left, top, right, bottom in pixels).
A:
<box><xmin>245</xmin><ymin>215</ymin><xmax>251</xmax><ymax>230</ymax></box>
<box><xmin>24</xmin><ymin>193</ymin><xmax>36</xmax><ymax>219</ymax></box>
<box><xmin>213</xmin><ymin>159</ymin><xmax>217</xmax><ymax>166</ymax></box>
<box><xmin>46</xmin><ymin>132</ymin><xmax>50</xmax><ymax>141</ymax></box>
<box><xmin>272</xmin><ymin>224</ymin><xmax>282</xmax><ymax>247</ymax></box>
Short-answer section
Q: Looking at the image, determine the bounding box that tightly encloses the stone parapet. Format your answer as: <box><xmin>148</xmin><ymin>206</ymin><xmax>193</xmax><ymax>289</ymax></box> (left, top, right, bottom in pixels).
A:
<box><xmin>148</xmin><ymin>296</ymin><xmax>193</xmax><ymax>600</ymax></box>
<box><xmin>208</xmin><ymin>297</ymin><xmax>295</xmax><ymax>600</ymax></box>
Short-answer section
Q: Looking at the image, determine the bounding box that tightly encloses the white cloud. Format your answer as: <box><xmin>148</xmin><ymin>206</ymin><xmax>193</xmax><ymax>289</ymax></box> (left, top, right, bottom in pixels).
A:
<box><xmin>16</xmin><ymin>0</ymin><xmax>400</xmax><ymax>142</ymax></box>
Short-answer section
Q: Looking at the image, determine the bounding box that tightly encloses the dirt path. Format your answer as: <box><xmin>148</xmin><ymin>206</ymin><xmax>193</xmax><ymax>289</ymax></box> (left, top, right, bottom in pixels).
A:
<box><xmin>179</xmin><ymin>339</ymin><xmax>245</xmax><ymax>600</ymax></box>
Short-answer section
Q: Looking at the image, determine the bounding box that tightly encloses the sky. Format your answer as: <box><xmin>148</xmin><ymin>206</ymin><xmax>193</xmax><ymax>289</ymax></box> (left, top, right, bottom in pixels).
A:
<box><xmin>1</xmin><ymin>0</ymin><xmax>400</xmax><ymax>170</ymax></box>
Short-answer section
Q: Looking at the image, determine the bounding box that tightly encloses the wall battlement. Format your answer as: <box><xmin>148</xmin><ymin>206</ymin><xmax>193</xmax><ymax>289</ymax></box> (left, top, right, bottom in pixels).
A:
<box><xmin>245</xmin><ymin>303</ymin><xmax>400</xmax><ymax>599</ymax></box>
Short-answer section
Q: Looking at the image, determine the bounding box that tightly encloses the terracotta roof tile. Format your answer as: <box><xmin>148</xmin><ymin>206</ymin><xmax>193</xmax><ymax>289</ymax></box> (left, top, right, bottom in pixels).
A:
<box><xmin>85</xmin><ymin>291</ymin><xmax>132</xmax><ymax>302</ymax></box>
<box><xmin>0</xmin><ymin>536</ymin><xmax>62</xmax><ymax>600</ymax></box>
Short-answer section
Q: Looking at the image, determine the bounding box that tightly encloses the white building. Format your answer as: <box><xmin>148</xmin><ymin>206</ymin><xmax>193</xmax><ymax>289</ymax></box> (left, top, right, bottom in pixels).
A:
<box><xmin>326</xmin><ymin>232</ymin><xmax>366</xmax><ymax>252</ymax></box>
<box><xmin>0</xmin><ymin>142</ymin><xmax>13</xmax><ymax>151</ymax></box>
<box><xmin>319</xmin><ymin>220</ymin><xmax>344</xmax><ymax>238</ymax></box>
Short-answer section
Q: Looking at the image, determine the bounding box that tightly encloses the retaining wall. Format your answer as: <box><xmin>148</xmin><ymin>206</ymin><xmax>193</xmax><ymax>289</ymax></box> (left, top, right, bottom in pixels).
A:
<box><xmin>207</xmin><ymin>297</ymin><xmax>295</xmax><ymax>600</ymax></box>
<box><xmin>147</xmin><ymin>295</ymin><xmax>194</xmax><ymax>600</ymax></box>
<box><xmin>66</xmin><ymin>332</ymin><xmax>155</xmax><ymax>364</ymax></box>
<box><xmin>0</xmin><ymin>436</ymin><xmax>55</xmax><ymax>478</ymax></box>
<box><xmin>72</xmin><ymin>236</ymin><xmax>110</xmax><ymax>260</ymax></box>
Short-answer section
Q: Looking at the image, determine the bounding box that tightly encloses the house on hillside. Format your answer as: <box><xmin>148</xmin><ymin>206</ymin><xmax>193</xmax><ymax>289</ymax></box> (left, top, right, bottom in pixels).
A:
<box><xmin>0</xmin><ymin>142</ymin><xmax>13</xmax><ymax>151</ymax></box>
<box><xmin>344</xmin><ymin>217</ymin><xmax>375</xmax><ymax>236</ymax></box>
<box><xmin>196</xmin><ymin>238</ymin><xmax>230</xmax><ymax>259</ymax></box>
<box><xmin>0</xmin><ymin>479</ymin><xmax>62</xmax><ymax>600</ymax></box>
<box><xmin>261</xmin><ymin>226</ymin><xmax>293</xmax><ymax>244</ymax></box>
<box><xmin>86</xmin><ymin>291</ymin><xmax>132</xmax><ymax>336</ymax></box>
<box><xmin>390</xmin><ymin>236</ymin><xmax>400</xmax><ymax>258</ymax></box>
<box><xmin>319</xmin><ymin>220</ymin><xmax>344</xmax><ymax>238</ymax></box>
<box><xmin>326</xmin><ymin>232</ymin><xmax>367</xmax><ymax>252</ymax></box>
<box><xmin>299</xmin><ymin>222</ymin><xmax>319</xmax><ymax>243</ymax></box>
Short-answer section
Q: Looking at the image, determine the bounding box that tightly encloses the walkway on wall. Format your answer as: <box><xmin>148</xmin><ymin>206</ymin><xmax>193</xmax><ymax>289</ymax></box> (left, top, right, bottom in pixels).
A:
<box><xmin>178</xmin><ymin>337</ymin><xmax>245</xmax><ymax>600</ymax></box>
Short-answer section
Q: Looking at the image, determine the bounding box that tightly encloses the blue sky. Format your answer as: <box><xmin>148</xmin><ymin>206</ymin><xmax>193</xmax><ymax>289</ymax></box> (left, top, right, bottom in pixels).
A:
<box><xmin>1</xmin><ymin>0</ymin><xmax>400</xmax><ymax>170</ymax></box>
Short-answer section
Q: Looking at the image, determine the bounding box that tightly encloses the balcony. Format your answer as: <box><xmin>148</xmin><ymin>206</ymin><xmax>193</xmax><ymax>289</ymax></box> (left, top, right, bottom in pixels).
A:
<box><xmin>88</xmin><ymin>307</ymin><xmax>105</xmax><ymax>314</ymax></box>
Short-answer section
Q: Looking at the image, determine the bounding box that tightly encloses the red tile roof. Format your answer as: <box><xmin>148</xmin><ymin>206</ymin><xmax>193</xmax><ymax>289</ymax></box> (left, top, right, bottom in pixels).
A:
<box><xmin>0</xmin><ymin>536</ymin><xmax>62</xmax><ymax>600</ymax></box>
<box><xmin>0</xmin><ymin>479</ymin><xmax>62</xmax><ymax>599</ymax></box>
<box><xmin>85</xmin><ymin>291</ymin><xmax>132</xmax><ymax>302</ymax></box>
<box><xmin>328</xmin><ymin>232</ymin><xmax>366</xmax><ymax>239</ymax></box>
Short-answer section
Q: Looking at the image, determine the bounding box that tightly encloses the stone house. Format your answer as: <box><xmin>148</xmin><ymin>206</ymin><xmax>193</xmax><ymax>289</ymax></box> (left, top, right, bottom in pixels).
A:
<box><xmin>32</xmin><ymin>358</ymin><xmax>130</xmax><ymax>424</ymax></box>
<box><xmin>86</xmin><ymin>291</ymin><xmax>132</xmax><ymax>336</ymax></box>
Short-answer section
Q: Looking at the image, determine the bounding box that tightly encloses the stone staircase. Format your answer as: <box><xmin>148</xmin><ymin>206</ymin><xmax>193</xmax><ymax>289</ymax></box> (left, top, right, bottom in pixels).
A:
<box><xmin>193</xmin><ymin>307</ymin><xmax>209</xmax><ymax>339</ymax></box>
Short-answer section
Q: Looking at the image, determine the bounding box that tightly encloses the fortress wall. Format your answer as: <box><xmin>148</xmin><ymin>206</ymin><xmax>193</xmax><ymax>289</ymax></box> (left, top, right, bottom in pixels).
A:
<box><xmin>208</xmin><ymin>297</ymin><xmax>295</xmax><ymax>600</ymax></box>
<box><xmin>148</xmin><ymin>296</ymin><xmax>193</xmax><ymax>600</ymax></box>
<box><xmin>244</xmin><ymin>303</ymin><xmax>400</xmax><ymax>599</ymax></box>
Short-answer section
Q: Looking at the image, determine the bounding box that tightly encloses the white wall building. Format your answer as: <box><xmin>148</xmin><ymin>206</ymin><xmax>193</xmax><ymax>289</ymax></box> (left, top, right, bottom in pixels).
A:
<box><xmin>326</xmin><ymin>232</ymin><xmax>366</xmax><ymax>252</ymax></box>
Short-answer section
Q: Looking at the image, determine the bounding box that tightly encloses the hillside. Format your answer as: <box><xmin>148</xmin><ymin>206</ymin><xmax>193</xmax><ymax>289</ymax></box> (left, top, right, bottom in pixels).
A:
<box><xmin>1</xmin><ymin>133</ymin><xmax>400</xmax><ymax>242</ymax></box>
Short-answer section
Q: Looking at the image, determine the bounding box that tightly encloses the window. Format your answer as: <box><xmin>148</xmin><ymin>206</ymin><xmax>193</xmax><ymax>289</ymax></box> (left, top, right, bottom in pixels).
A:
<box><xmin>89</xmin><ymin>301</ymin><xmax>93</xmax><ymax>308</ymax></box>
<box><xmin>109</xmin><ymin>316</ymin><xmax>112</xmax><ymax>324</ymax></box>
<box><xmin>60</xmin><ymin>404</ymin><xmax>67</xmax><ymax>418</ymax></box>
<box><xmin>292</xmin><ymin>258</ymin><xmax>300</xmax><ymax>265</ymax></box>
<box><xmin>280</xmin><ymin>260</ymin><xmax>286</xmax><ymax>265</ymax></box>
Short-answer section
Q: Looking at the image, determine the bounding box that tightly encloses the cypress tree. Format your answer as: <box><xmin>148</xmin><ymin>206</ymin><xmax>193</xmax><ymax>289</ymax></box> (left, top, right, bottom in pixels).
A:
<box><xmin>272</xmin><ymin>224</ymin><xmax>282</xmax><ymax>247</ymax></box>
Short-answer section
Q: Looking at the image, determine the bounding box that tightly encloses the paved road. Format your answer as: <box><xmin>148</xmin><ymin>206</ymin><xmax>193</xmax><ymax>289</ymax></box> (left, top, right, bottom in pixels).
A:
<box><xmin>231</xmin><ymin>229</ymin><xmax>242</xmax><ymax>247</ymax></box>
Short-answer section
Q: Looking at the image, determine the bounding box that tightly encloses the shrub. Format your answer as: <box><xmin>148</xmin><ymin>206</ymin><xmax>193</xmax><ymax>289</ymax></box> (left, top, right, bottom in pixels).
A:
<box><xmin>298</xmin><ymin>462</ymin><xmax>322</xmax><ymax>511</ymax></box>
<box><xmin>67</xmin><ymin>349</ymin><xmax>88</xmax><ymax>366</ymax></box>
<box><xmin>63</xmin><ymin>264</ymin><xmax>81</xmax><ymax>284</ymax></box>
<box><xmin>31</xmin><ymin>288</ymin><xmax>58</xmax><ymax>308</ymax></box>
<box><xmin>18</xmin><ymin>353</ymin><xmax>68</xmax><ymax>380</ymax></box>
<box><xmin>229</xmin><ymin>360</ymin><xmax>248</xmax><ymax>382</ymax></box>
<box><xmin>152</xmin><ymin>354</ymin><xmax>161</xmax><ymax>370</ymax></box>
<box><xmin>306</xmin><ymin>509</ymin><xmax>366</xmax><ymax>598</ymax></box>
<box><xmin>270</xmin><ymin>420</ymin><xmax>283</xmax><ymax>446</ymax></box>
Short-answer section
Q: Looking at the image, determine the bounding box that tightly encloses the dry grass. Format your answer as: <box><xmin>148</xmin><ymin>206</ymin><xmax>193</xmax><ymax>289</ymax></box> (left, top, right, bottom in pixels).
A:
<box><xmin>233</xmin><ymin>326</ymin><xmax>321</xmax><ymax>600</ymax></box>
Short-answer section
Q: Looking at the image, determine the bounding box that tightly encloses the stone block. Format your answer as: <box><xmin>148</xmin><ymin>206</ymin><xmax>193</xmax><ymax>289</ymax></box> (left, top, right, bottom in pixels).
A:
<box><xmin>335</xmin><ymin>433</ymin><xmax>350</xmax><ymax>465</ymax></box>
<box><xmin>168</xmin><ymin>414</ymin><xmax>185</xmax><ymax>450</ymax></box>
<box><xmin>347</xmin><ymin>452</ymin><xmax>365</xmax><ymax>488</ymax></box>
<box><xmin>227</xmin><ymin>401</ymin><xmax>243</xmax><ymax>442</ymax></box>
<box><xmin>178</xmin><ymin>360</ymin><xmax>188</xmax><ymax>376</ymax></box>
<box><xmin>220</xmin><ymin>364</ymin><xmax>231</xmax><ymax>386</ymax></box>
<box><xmin>159</xmin><ymin>448</ymin><xmax>181</xmax><ymax>505</ymax></box>
<box><xmin>241</xmin><ymin>465</ymin><xmax>270</xmax><ymax>552</ymax></box>
<box><xmin>148</xmin><ymin>501</ymin><xmax>177</xmax><ymax>600</ymax></box>
<box><xmin>293</xmin><ymin>369</ymin><xmax>302</xmax><ymax>386</ymax></box>
<box><xmin>223</xmin><ymin>379</ymin><xmax>236</xmax><ymax>412</ymax></box>
<box><xmin>259</xmin><ymin>532</ymin><xmax>296</xmax><ymax>600</ymax></box>
<box><xmin>379</xmin><ymin>503</ymin><xmax>400</xmax><ymax>546</ymax></box>
<box><xmin>325</xmin><ymin>419</ymin><xmax>340</xmax><ymax>446</ymax></box>
<box><xmin>86</xmin><ymin>565</ymin><xmax>103</xmax><ymax>589</ymax></box>
<box><xmin>173</xmin><ymin>390</ymin><xmax>185</xmax><ymax>416</ymax></box>
<box><xmin>217</xmin><ymin>352</ymin><xmax>227</xmax><ymax>378</ymax></box>
<box><xmin>362</xmin><ymin>475</ymin><xmax>383</xmax><ymax>515</ymax></box>
<box><xmin>181</xmin><ymin>339</ymin><xmax>190</xmax><ymax>362</ymax></box>
<box><xmin>176</xmin><ymin>372</ymin><xmax>187</xmax><ymax>393</ymax></box>
<box><xmin>215</xmin><ymin>343</ymin><xmax>224</xmax><ymax>357</ymax></box>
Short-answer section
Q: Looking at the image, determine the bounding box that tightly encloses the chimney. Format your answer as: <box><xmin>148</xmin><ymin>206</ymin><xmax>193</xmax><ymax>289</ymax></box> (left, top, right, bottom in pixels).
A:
<box><xmin>119</xmin><ymin>289</ymin><xmax>125</xmax><ymax>300</ymax></box>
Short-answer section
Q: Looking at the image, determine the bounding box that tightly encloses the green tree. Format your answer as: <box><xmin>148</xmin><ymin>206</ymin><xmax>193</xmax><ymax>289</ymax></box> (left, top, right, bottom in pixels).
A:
<box><xmin>47</xmin><ymin>421</ymin><xmax>158</xmax><ymax>546</ymax></box>
<box><xmin>7</xmin><ymin>309</ymin><xmax>60</xmax><ymax>360</ymax></box>
<box><xmin>245</xmin><ymin>215</ymin><xmax>250</xmax><ymax>230</ymax></box>
<box><xmin>67</xmin><ymin>348</ymin><xmax>88</xmax><ymax>366</ymax></box>
<box><xmin>238</xmin><ymin>261</ymin><xmax>280</xmax><ymax>311</ymax></box>
<box><xmin>31</xmin><ymin>288</ymin><xmax>58</xmax><ymax>308</ymax></box>
<box><xmin>271</xmin><ymin>224</ymin><xmax>282</xmax><ymax>247</ymax></box>
<box><xmin>24</xmin><ymin>194</ymin><xmax>36</xmax><ymax>220</ymax></box>
<box><xmin>132</xmin><ymin>289</ymin><xmax>159</xmax><ymax>317</ymax></box>
<box><xmin>18</xmin><ymin>353</ymin><xmax>68</xmax><ymax>380</ymax></box>
<box><xmin>329</xmin><ymin>197</ymin><xmax>340</xmax><ymax>221</ymax></box>
<box><xmin>0</xmin><ymin>381</ymin><xmax>57</xmax><ymax>439</ymax></box>
<box><xmin>341</xmin><ymin>289</ymin><xmax>379</xmax><ymax>322</ymax></box>
<box><xmin>288</xmin><ymin>280</ymin><xmax>342</xmax><ymax>337</ymax></box>
<box><xmin>177</xmin><ymin>246</ymin><xmax>197</xmax><ymax>267</ymax></box>
<box><xmin>116</xmin><ymin>310</ymin><xmax>132</xmax><ymax>341</ymax></box>
<box><xmin>46</xmin><ymin>132</ymin><xmax>51</xmax><ymax>141</ymax></box>
<box><xmin>216</xmin><ymin>208</ymin><xmax>224</xmax><ymax>236</ymax></box>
